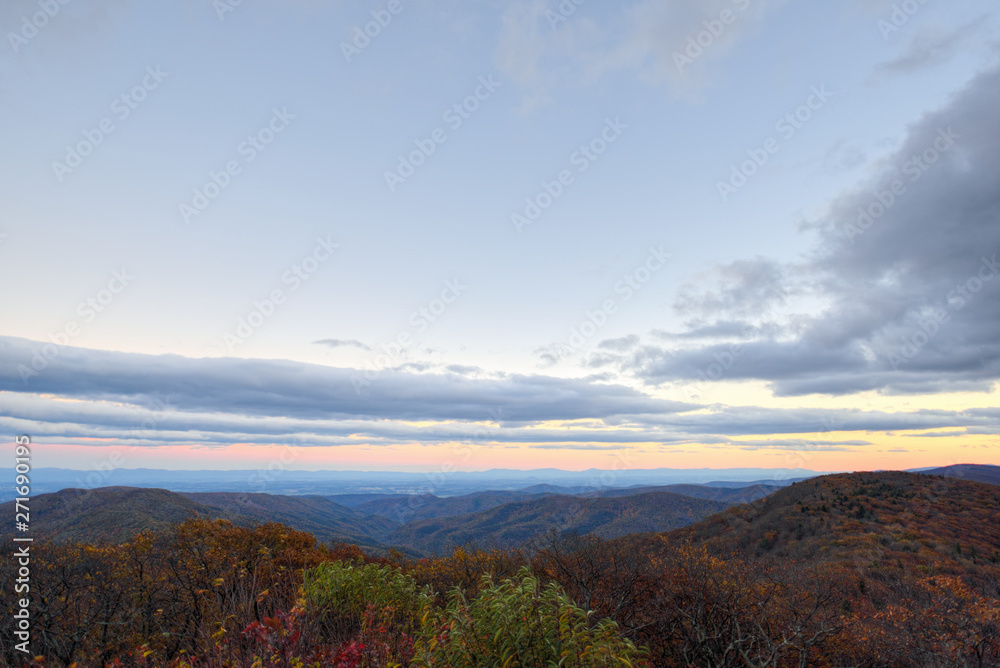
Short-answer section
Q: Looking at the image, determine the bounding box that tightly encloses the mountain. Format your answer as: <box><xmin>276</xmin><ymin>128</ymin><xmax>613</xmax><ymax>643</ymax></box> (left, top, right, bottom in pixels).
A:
<box><xmin>582</xmin><ymin>483</ymin><xmax>779</xmax><ymax>504</ymax></box>
<box><xmin>0</xmin><ymin>466</ymin><xmax>828</xmax><ymax>501</ymax></box>
<box><xmin>181</xmin><ymin>491</ymin><xmax>400</xmax><ymax>548</ymax></box>
<box><xmin>0</xmin><ymin>487</ymin><xmax>211</xmax><ymax>544</ymax></box>
<box><xmin>662</xmin><ymin>471</ymin><xmax>1000</xmax><ymax>570</ymax></box>
<box><xmin>388</xmin><ymin>491</ymin><xmax>729</xmax><ymax>555</ymax></box>
<box><xmin>920</xmin><ymin>463</ymin><xmax>1000</xmax><ymax>487</ymax></box>
<box><xmin>351</xmin><ymin>490</ymin><xmax>546</xmax><ymax>524</ymax></box>
<box><xmin>340</xmin><ymin>484</ymin><xmax>777</xmax><ymax>525</ymax></box>
<box><xmin>519</xmin><ymin>484</ymin><xmax>594</xmax><ymax>494</ymax></box>
<box><xmin>0</xmin><ymin>487</ymin><xmax>399</xmax><ymax>551</ymax></box>
<box><xmin>326</xmin><ymin>493</ymin><xmax>412</xmax><ymax>508</ymax></box>
<box><xmin>701</xmin><ymin>477</ymin><xmax>806</xmax><ymax>488</ymax></box>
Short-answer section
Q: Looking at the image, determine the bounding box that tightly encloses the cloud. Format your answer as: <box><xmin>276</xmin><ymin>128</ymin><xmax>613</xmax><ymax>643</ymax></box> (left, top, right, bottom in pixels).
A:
<box><xmin>533</xmin><ymin>343</ymin><xmax>572</xmax><ymax>367</ymax></box>
<box><xmin>313</xmin><ymin>338</ymin><xmax>372</xmax><ymax>351</ymax></box>
<box><xmin>493</xmin><ymin>0</ymin><xmax>785</xmax><ymax>110</ymax></box>
<box><xmin>872</xmin><ymin>21</ymin><xmax>982</xmax><ymax>80</ymax></box>
<box><xmin>493</xmin><ymin>0</ymin><xmax>558</xmax><ymax>113</ymax></box>
<box><xmin>617</xmin><ymin>0</ymin><xmax>784</xmax><ymax>92</ymax></box>
<box><xmin>395</xmin><ymin>362</ymin><xmax>435</xmax><ymax>373</ymax></box>
<box><xmin>532</xmin><ymin>443</ymin><xmax>639</xmax><ymax>451</ymax></box>
<box><xmin>445</xmin><ymin>364</ymin><xmax>486</xmax><ymax>376</ymax></box>
<box><xmin>672</xmin><ymin>257</ymin><xmax>794</xmax><ymax>320</ymax></box>
<box><xmin>2</xmin><ymin>335</ymin><xmax>997</xmax><ymax>452</ymax></box>
<box><xmin>722</xmin><ymin>438</ymin><xmax>872</xmax><ymax>452</ymax></box>
<box><xmin>0</xmin><ymin>336</ymin><xmax>691</xmax><ymax>425</ymax></box>
<box><xmin>649</xmin><ymin>405</ymin><xmax>998</xmax><ymax>436</ymax></box>
<box><xmin>0</xmin><ymin>0</ymin><xmax>130</xmax><ymax>61</ymax></box>
<box><xmin>818</xmin><ymin>138</ymin><xmax>869</xmax><ymax>175</ymax></box>
<box><xmin>597</xmin><ymin>335</ymin><xmax>640</xmax><ymax>352</ymax></box>
<box><xmin>593</xmin><ymin>64</ymin><xmax>1000</xmax><ymax>396</ymax></box>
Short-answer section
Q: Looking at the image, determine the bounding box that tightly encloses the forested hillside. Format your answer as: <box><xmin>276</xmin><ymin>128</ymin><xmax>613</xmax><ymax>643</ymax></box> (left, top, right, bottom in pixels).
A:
<box><xmin>2</xmin><ymin>471</ymin><xmax>998</xmax><ymax>666</ymax></box>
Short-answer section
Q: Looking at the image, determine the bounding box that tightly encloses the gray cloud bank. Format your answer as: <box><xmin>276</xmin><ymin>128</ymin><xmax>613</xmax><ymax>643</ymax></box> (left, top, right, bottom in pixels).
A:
<box><xmin>592</xmin><ymin>64</ymin><xmax>1000</xmax><ymax>397</ymax></box>
<box><xmin>2</xmin><ymin>336</ymin><xmax>998</xmax><ymax>450</ymax></box>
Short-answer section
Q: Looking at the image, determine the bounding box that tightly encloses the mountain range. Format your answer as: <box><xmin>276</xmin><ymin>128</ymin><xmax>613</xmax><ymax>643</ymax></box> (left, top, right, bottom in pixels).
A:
<box><xmin>1</xmin><ymin>476</ymin><xmax>782</xmax><ymax>554</ymax></box>
<box><xmin>0</xmin><ymin>465</ymin><xmax>820</xmax><ymax>502</ymax></box>
<box><xmin>3</xmin><ymin>464</ymin><xmax>996</xmax><ymax>557</ymax></box>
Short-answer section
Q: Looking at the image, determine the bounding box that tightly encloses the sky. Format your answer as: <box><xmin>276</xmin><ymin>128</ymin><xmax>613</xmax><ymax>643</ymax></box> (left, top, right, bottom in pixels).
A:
<box><xmin>1</xmin><ymin>0</ymin><xmax>999</xmax><ymax>474</ymax></box>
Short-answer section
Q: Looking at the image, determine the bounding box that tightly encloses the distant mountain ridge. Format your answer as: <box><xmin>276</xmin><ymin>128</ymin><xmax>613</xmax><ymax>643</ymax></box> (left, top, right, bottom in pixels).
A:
<box><xmin>660</xmin><ymin>469</ymin><xmax>1000</xmax><ymax>571</ymax></box>
<box><xmin>0</xmin><ymin>466</ymin><xmax>828</xmax><ymax>501</ymax></box>
<box><xmin>0</xmin><ymin>483</ymin><xmax>747</xmax><ymax>553</ymax></box>
<box><xmin>6</xmin><ymin>466</ymin><xmax>995</xmax><ymax>558</ymax></box>
<box><xmin>0</xmin><ymin>487</ymin><xmax>401</xmax><ymax>552</ymax></box>
<box><xmin>0</xmin><ymin>487</ymin><xmax>210</xmax><ymax>544</ymax></box>
<box><xmin>181</xmin><ymin>491</ymin><xmax>400</xmax><ymax>550</ymax></box>
<box><xmin>919</xmin><ymin>463</ymin><xmax>1000</xmax><ymax>487</ymax></box>
<box><xmin>348</xmin><ymin>490</ymin><xmax>544</xmax><ymax>524</ymax></box>
<box><xmin>387</xmin><ymin>491</ymin><xmax>730</xmax><ymax>555</ymax></box>
<box><xmin>333</xmin><ymin>483</ymin><xmax>779</xmax><ymax>529</ymax></box>
<box><xmin>580</xmin><ymin>483</ymin><xmax>780</xmax><ymax>504</ymax></box>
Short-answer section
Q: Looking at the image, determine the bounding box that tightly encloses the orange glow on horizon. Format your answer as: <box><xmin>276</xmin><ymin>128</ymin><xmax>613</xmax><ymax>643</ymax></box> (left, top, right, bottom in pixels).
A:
<box><xmin>21</xmin><ymin>430</ymin><xmax>998</xmax><ymax>473</ymax></box>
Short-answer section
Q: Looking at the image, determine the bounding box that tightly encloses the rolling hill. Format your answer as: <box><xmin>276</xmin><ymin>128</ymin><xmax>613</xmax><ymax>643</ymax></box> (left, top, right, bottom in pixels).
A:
<box><xmin>661</xmin><ymin>471</ymin><xmax>1000</xmax><ymax>572</ymax></box>
<box><xmin>6</xmin><ymin>469</ymin><xmax>998</xmax><ymax>667</ymax></box>
<box><xmin>338</xmin><ymin>483</ymin><xmax>776</xmax><ymax>526</ymax></box>
<box><xmin>920</xmin><ymin>463</ymin><xmax>1000</xmax><ymax>487</ymax></box>
<box><xmin>583</xmin><ymin>483</ymin><xmax>779</xmax><ymax>504</ymax></box>
<box><xmin>0</xmin><ymin>487</ymin><xmax>211</xmax><ymax>544</ymax></box>
<box><xmin>11</xmin><ymin>471</ymin><xmax>994</xmax><ymax>568</ymax></box>
<box><xmin>182</xmin><ymin>491</ymin><xmax>400</xmax><ymax>548</ymax></box>
<box><xmin>326</xmin><ymin>493</ymin><xmax>412</xmax><ymax>508</ymax></box>
<box><xmin>351</xmin><ymin>490</ymin><xmax>545</xmax><ymax>524</ymax></box>
<box><xmin>389</xmin><ymin>491</ymin><xmax>729</xmax><ymax>555</ymax></box>
<box><xmin>0</xmin><ymin>487</ymin><xmax>400</xmax><ymax>550</ymax></box>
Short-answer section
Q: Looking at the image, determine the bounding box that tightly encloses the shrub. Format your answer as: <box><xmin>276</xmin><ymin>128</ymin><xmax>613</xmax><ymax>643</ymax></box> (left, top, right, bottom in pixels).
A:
<box><xmin>412</xmin><ymin>567</ymin><xmax>645</xmax><ymax>667</ymax></box>
<box><xmin>303</xmin><ymin>561</ymin><xmax>431</xmax><ymax>629</ymax></box>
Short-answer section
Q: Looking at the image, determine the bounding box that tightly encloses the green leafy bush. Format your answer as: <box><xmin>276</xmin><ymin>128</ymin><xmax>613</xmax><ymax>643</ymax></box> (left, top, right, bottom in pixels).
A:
<box><xmin>303</xmin><ymin>561</ymin><xmax>431</xmax><ymax>628</ymax></box>
<box><xmin>412</xmin><ymin>567</ymin><xmax>645</xmax><ymax>667</ymax></box>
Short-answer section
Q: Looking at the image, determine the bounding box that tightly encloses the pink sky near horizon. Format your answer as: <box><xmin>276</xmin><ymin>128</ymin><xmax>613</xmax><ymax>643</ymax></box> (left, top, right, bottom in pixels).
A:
<box><xmin>20</xmin><ymin>437</ymin><xmax>997</xmax><ymax>473</ymax></box>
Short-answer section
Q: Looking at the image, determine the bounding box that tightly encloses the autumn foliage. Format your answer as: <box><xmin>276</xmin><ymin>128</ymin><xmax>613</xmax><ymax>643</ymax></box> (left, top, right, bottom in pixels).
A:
<box><xmin>1</xmin><ymin>471</ymin><xmax>998</xmax><ymax>667</ymax></box>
